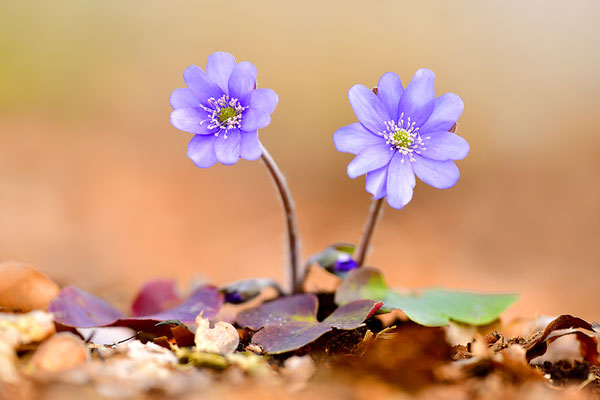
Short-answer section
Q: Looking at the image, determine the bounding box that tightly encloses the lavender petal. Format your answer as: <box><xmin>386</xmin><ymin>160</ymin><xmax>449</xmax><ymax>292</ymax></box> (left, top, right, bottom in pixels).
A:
<box><xmin>398</xmin><ymin>68</ymin><xmax>435</xmax><ymax>127</ymax></box>
<box><xmin>377</xmin><ymin>72</ymin><xmax>404</xmax><ymax>121</ymax></box>
<box><xmin>422</xmin><ymin>131</ymin><xmax>470</xmax><ymax>161</ymax></box>
<box><xmin>365</xmin><ymin>165</ymin><xmax>388</xmax><ymax>199</ymax></box>
<box><xmin>385</xmin><ymin>152</ymin><xmax>415</xmax><ymax>210</ymax></box>
<box><xmin>183</xmin><ymin>65</ymin><xmax>224</xmax><ymax>106</ymax></box>
<box><xmin>206</xmin><ymin>51</ymin><xmax>237</xmax><ymax>93</ymax></box>
<box><xmin>419</xmin><ymin>93</ymin><xmax>464</xmax><ymax>133</ymax></box>
<box><xmin>169</xmin><ymin>88</ymin><xmax>199</xmax><ymax>109</ymax></box>
<box><xmin>412</xmin><ymin>155</ymin><xmax>460</xmax><ymax>189</ymax></box>
<box><xmin>249</xmin><ymin>88</ymin><xmax>279</xmax><ymax>115</ymax></box>
<box><xmin>228</xmin><ymin>61</ymin><xmax>257</xmax><ymax>105</ymax></box>
<box><xmin>346</xmin><ymin>143</ymin><xmax>394</xmax><ymax>179</ymax></box>
<box><xmin>187</xmin><ymin>134</ymin><xmax>218</xmax><ymax>168</ymax></box>
<box><xmin>241</xmin><ymin>108</ymin><xmax>271</xmax><ymax>131</ymax></box>
<box><xmin>214</xmin><ymin>129</ymin><xmax>242</xmax><ymax>165</ymax></box>
<box><xmin>333</xmin><ymin>122</ymin><xmax>383</xmax><ymax>155</ymax></box>
<box><xmin>348</xmin><ymin>84</ymin><xmax>390</xmax><ymax>134</ymax></box>
<box><xmin>170</xmin><ymin>108</ymin><xmax>216</xmax><ymax>135</ymax></box>
<box><xmin>240</xmin><ymin>131</ymin><xmax>262</xmax><ymax>161</ymax></box>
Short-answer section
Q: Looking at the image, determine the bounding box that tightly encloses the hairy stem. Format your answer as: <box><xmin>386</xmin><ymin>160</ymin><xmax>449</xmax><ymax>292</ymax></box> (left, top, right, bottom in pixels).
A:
<box><xmin>260</xmin><ymin>145</ymin><xmax>301</xmax><ymax>294</ymax></box>
<box><xmin>355</xmin><ymin>198</ymin><xmax>384</xmax><ymax>267</ymax></box>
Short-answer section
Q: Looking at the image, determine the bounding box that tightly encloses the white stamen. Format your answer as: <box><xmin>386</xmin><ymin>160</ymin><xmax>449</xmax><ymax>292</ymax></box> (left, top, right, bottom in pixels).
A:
<box><xmin>377</xmin><ymin>115</ymin><xmax>428</xmax><ymax>162</ymax></box>
<box><xmin>200</xmin><ymin>95</ymin><xmax>247</xmax><ymax>138</ymax></box>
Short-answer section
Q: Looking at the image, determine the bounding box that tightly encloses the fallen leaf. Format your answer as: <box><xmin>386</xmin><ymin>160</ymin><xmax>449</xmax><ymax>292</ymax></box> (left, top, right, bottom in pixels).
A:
<box><xmin>0</xmin><ymin>262</ymin><xmax>60</xmax><ymax>312</ymax></box>
<box><xmin>524</xmin><ymin>314</ymin><xmax>599</xmax><ymax>365</ymax></box>
<box><xmin>131</xmin><ymin>280</ymin><xmax>183</xmax><ymax>317</ymax></box>
<box><xmin>48</xmin><ymin>286</ymin><xmax>123</xmax><ymax>328</ymax></box>
<box><xmin>48</xmin><ymin>285</ymin><xmax>223</xmax><ymax>341</ymax></box>
<box><xmin>236</xmin><ymin>294</ymin><xmax>382</xmax><ymax>354</ymax></box>
<box><xmin>335</xmin><ymin>267</ymin><xmax>518</xmax><ymax>326</ymax></box>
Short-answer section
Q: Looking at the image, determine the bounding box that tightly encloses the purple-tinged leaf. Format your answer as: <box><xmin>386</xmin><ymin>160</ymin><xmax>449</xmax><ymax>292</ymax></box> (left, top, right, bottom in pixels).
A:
<box><xmin>323</xmin><ymin>300</ymin><xmax>383</xmax><ymax>329</ymax></box>
<box><xmin>236</xmin><ymin>294</ymin><xmax>382</xmax><ymax>354</ymax></box>
<box><xmin>237</xmin><ymin>294</ymin><xmax>317</xmax><ymax>330</ymax></box>
<box><xmin>131</xmin><ymin>280</ymin><xmax>183</xmax><ymax>317</ymax></box>
<box><xmin>49</xmin><ymin>286</ymin><xmax>124</xmax><ymax>328</ymax></box>
<box><xmin>139</xmin><ymin>286</ymin><xmax>223</xmax><ymax>323</ymax></box>
<box><xmin>49</xmin><ymin>285</ymin><xmax>223</xmax><ymax>332</ymax></box>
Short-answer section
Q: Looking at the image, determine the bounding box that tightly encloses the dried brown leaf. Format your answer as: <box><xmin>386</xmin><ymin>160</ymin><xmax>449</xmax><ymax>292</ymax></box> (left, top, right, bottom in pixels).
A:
<box><xmin>525</xmin><ymin>315</ymin><xmax>599</xmax><ymax>365</ymax></box>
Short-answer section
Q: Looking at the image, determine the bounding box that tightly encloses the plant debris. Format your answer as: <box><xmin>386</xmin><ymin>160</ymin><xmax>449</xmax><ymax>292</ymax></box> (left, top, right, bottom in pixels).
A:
<box><xmin>1</xmin><ymin>265</ymin><xmax>599</xmax><ymax>399</ymax></box>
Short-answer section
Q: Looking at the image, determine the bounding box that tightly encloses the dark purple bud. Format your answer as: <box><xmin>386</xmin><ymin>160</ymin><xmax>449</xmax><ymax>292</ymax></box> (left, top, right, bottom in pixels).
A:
<box><xmin>220</xmin><ymin>278</ymin><xmax>283</xmax><ymax>304</ymax></box>
<box><xmin>224</xmin><ymin>291</ymin><xmax>245</xmax><ymax>304</ymax></box>
<box><xmin>334</xmin><ymin>258</ymin><xmax>358</xmax><ymax>272</ymax></box>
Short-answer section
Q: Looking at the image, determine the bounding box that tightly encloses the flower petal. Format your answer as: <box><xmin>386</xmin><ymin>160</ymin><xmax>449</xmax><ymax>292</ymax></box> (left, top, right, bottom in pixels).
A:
<box><xmin>346</xmin><ymin>143</ymin><xmax>394</xmax><ymax>179</ymax></box>
<box><xmin>385</xmin><ymin>152</ymin><xmax>415</xmax><ymax>210</ymax></box>
<box><xmin>241</xmin><ymin>108</ymin><xmax>271</xmax><ymax>131</ymax></box>
<box><xmin>170</xmin><ymin>108</ymin><xmax>216</xmax><ymax>135</ymax></box>
<box><xmin>412</xmin><ymin>155</ymin><xmax>460</xmax><ymax>189</ymax></box>
<box><xmin>240</xmin><ymin>131</ymin><xmax>262</xmax><ymax>161</ymax></box>
<box><xmin>249</xmin><ymin>89</ymin><xmax>278</xmax><ymax>115</ymax></box>
<box><xmin>398</xmin><ymin>68</ymin><xmax>436</xmax><ymax>127</ymax></box>
<box><xmin>206</xmin><ymin>52</ymin><xmax>237</xmax><ymax>93</ymax></box>
<box><xmin>422</xmin><ymin>131</ymin><xmax>470</xmax><ymax>161</ymax></box>
<box><xmin>377</xmin><ymin>72</ymin><xmax>403</xmax><ymax>121</ymax></box>
<box><xmin>187</xmin><ymin>134</ymin><xmax>218</xmax><ymax>168</ymax></box>
<box><xmin>419</xmin><ymin>93</ymin><xmax>464</xmax><ymax>133</ymax></box>
<box><xmin>333</xmin><ymin>123</ymin><xmax>383</xmax><ymax>155</ymax></box>
<box><xmin>365</xmin><ymin>165</ymin><xmax>388</xmax><ymax>200</ymax></box>
<box><xmin>169</xmin><ymin>88</ymin><xmax>198</xmax><ymax>109</ymax></box>
<box><xmin>183</xmin><ymin>65</ymin><xmax>224</xmax><ymax>105</ymax></box>
<box><xmin>348</xmin><ymin>84</ymin><xmax>390</xmax><ymax>134</ymax></box>
<box><xmin>214</xmin><ymin>129</ymin><xmax>242</xmax><ymax>165</ymax></box>
<box><xmin>228</xmin><ymin>61</ymin><xmax>257</xmax><ymax>105</ymax></box>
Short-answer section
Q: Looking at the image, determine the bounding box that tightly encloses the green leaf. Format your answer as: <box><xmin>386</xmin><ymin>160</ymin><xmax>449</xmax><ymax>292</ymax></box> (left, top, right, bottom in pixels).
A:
<box><xmin>335</xmin><ymin>267</ymin><xmax>518</xmax><ymax>326</ymax></box>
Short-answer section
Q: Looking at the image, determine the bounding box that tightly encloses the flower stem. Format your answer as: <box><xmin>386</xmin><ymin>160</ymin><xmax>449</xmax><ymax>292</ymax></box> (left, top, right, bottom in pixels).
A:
<box><xmin>355</xmin><ymin>198</ymin><xmax>384</xmax><ymax>267</ymax></box>
<box><xmin>260</xmin><ymin>145</ymin><xmax>301</xmax><ymax>294</ymax></box>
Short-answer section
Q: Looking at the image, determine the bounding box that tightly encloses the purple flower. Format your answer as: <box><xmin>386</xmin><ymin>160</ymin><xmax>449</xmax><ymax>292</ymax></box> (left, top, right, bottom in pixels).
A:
<box><xmin>333</xmin><ymin>69</ymin><xmax>469</xmax><ymax>209</ymax></box>
<box><xmin>170</xmin><ymin>52</ymin><xmax>278</xmax><ymax>167</ymax></box>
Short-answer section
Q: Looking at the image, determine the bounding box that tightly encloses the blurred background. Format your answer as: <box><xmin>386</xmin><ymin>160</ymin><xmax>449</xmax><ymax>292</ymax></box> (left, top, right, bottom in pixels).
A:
<box><xmin>1</xmin><ymin>0</ymin><xmax>599</xmax><ymax>321</ymax></box>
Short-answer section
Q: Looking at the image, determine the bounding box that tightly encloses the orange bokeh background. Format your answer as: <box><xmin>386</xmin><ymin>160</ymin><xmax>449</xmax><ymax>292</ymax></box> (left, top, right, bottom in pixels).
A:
<box><xmin>1</xmin><ymin>1</ymin><xmax>599</xmax><ymax>320</ymax></box>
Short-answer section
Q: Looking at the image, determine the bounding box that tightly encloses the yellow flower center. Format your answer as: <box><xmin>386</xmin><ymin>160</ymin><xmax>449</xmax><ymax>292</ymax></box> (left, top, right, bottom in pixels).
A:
<box><xmin>392</xmin><ymin>129</ymin><xmax>413</xmax><ymax>149</ymax></box>
<box><xmin>219</xmin><ymin>107</ymin><xmax>237</xmax><ymax>123</ymax></box>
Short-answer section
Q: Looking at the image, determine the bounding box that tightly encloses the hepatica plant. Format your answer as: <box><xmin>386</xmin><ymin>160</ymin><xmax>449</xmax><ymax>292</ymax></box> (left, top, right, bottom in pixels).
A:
<box><xmin>49</xmin><ymin>52</ymin><xmax>517</xmax><ymax>356</ymax></box>
<box><xmin>166</xmin><ymin>52</ymin><xmax>518</xmax><ymax>351</ymax></box>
